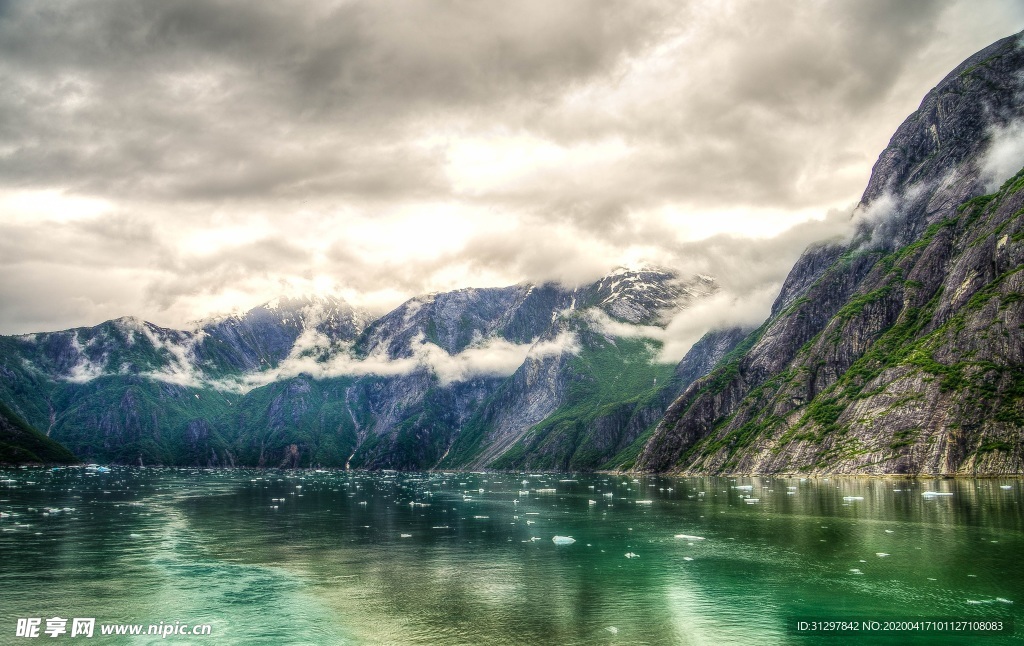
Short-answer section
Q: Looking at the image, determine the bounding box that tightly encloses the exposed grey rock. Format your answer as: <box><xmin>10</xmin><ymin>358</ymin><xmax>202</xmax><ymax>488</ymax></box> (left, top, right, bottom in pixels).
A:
<box><xmin>638</xmin><ymin>31</ymin><xmax>1024</xmax><ymax>476</ymax></box>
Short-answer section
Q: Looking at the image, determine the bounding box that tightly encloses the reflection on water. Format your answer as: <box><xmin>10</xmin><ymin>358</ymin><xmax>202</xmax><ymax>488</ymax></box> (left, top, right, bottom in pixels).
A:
<box><xmin>1</xmin><ymin>468</ymin><xmax>1022</xmax><ymax>644</ymax></box>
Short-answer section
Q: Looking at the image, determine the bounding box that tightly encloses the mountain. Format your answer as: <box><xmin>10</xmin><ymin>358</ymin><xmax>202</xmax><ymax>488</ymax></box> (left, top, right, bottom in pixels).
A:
<box><xmin>0</xmin><ymin>268</ymin><xmax>742</xmax><ymax>468</ymax></box>
<box><xmin>636</xmin><ymin>32</ymin><xmax>1024</xmax><ymax>476</ymax></box>
<box><xmin>0</xmin><ymin>400</ymin><xmax>77</xmax><ymax>464</ymax></box>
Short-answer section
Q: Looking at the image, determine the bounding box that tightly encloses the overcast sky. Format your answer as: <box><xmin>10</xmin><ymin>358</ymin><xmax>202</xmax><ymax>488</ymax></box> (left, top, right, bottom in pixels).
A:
<box><xmin>2</xmin><ymin>0</ymin><xmax>1023</xmax><ymax>336</ymax></box>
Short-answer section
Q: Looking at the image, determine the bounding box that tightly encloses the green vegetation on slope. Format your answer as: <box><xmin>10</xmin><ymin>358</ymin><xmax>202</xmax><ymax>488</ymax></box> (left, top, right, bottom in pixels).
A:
<box><xmin>490</xmin><ymin>335</ymin><xmax>676</xmax><ymax>471</ymax></box>
<box><xmin>0</xmin><ymin>400</ymin><xmax>77</xmax><ymax>464</ymax></box>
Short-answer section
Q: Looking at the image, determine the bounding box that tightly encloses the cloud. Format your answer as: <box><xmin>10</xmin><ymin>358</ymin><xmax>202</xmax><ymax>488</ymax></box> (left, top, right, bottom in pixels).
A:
<box><xmin>226</xmin><ymin>330</ymin><xmax>581</xmax><ymax>392</ymax></box>
<box><xmin>0</xmin><ymin>0</ymin><xmax>1023</xmax><ymax>334</ymax></box>
<box><xmin>980</xmin><ymin>118</ymin><xmax>1024</xmax><ymax>191</ymax></box>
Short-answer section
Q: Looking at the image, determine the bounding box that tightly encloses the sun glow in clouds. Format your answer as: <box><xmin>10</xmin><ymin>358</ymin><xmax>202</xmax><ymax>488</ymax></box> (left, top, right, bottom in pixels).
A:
<box><xmin>442</xmin><ymin>132</ymin><xmax>631</xmax><ymax>196</ymax></box>
<box><xmin>0</xmin><ymin>190</ymin><xmax>113</xmax><ymax>225</ymax></box>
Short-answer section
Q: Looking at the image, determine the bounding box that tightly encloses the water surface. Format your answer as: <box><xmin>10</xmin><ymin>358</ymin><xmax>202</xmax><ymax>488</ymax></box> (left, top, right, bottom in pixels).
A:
<box><xmin>1</xmin><ymin>468</ymin><xmax>1021</xmax><ymax>644</ymax></box>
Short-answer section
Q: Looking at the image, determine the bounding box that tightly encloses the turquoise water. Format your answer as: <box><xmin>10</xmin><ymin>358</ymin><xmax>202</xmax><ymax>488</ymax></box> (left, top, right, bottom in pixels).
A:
<box><xmin>1</xmin><ymin>468</ymin><xmax>1022</xmax><ymax>644</ymax></box>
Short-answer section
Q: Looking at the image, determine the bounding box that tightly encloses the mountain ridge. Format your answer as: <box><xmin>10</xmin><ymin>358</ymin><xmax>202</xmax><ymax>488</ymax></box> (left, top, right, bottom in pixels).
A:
<box><xmin>635</xmin><ymin>31</ymin><xmax>1024</xmax><ymax>476</ymax></box>
<box><xmin>0</xmin><ymin>267</ymin><xmax>741</xmax><ymax>469</ymax></box>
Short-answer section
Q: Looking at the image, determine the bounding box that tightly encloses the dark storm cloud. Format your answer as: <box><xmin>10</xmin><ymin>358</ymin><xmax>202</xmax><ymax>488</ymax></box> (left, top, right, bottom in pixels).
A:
<box><xmin>474</xmin><ymin>0</ymin><xmax>958</xmax><ymax>221</ymax></box>
<box><xmin>0</xmin><ymin>0</ymin><xmax>671</xmax><ymax>201</ymax></box>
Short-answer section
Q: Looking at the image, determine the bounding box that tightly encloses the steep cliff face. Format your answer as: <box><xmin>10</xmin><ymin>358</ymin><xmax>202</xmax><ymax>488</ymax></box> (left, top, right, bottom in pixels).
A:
<box><xmin>342</xmin><ymin>269</ymin><xmax>718</xmax><ymax>471</ymax></box>
<box><xmin>637</xmin><ymin>32</ymin><xmax>1024</xmax><ymax>476</ymax></box>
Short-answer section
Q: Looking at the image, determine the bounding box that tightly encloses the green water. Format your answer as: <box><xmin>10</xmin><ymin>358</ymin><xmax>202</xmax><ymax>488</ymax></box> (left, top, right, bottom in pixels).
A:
<box><xmin>1</xmin><ymin>468</ymin><xmax>1022</xmax><ymax>644</ymax></box>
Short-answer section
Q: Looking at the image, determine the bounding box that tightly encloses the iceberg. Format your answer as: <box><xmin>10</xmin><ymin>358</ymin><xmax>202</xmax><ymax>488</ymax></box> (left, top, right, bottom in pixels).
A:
<box><xmin>552</xmin><ymin>536</ymin><xmax>576</xmax><ymax>545</ymax></box>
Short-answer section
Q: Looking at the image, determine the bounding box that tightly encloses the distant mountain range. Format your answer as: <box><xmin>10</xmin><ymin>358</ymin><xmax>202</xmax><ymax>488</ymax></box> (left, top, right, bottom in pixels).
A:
<box><xmin>0</xmin><ymin>268</ymin><xmax>744</xmax><ymax>469</ymax></box>
<box><xmin>4</xmin><ymin>32</ymin><xmax>1024</xmax><ymax>475</ymax></box>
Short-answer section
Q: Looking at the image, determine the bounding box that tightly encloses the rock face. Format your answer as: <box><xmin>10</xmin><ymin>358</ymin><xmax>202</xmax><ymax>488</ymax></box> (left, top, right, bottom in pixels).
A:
<box><xmin>0</xmin><ymin>268</ymin><xmax>736</xmax><ymax>468</ymax></box>
<box><xmin>637</xmin><ymin>32</ymin><xmax>1024</xmax><ymax>476</ymax></box>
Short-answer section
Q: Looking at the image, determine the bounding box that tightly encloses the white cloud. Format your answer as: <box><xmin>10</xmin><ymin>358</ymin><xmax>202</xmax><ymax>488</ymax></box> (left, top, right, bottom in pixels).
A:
<box><xmin>64</xmin><ymin>332</ymin><xmax>107</xmax><ymax>383</ymax></box>
<box><xmin>584</xmin><ymin>288</ymin><xmax>780</xmax><ymax>362</ymax></box>
<box><xmin>980</xmin><ymin>118</ymin><xmax>1024</xmax><ymax>191</ymax></box>
<box><xmin>225</xmin><ymin>330</ymin><xmax>581</xmax><ymax>392</ymax></box>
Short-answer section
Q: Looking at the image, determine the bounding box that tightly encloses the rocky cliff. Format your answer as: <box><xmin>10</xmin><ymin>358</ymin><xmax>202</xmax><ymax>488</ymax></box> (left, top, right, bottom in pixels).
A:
<box><xmin>637</xmin><ymin>32</ymin><xmax>1024</xmax><ymax>476</ymax></box>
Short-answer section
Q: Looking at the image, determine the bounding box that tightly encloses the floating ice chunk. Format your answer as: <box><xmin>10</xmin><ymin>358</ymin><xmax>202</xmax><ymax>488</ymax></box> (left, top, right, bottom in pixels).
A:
<box><xmin>636</xmin><ymin>500</ymin><xmax>653</xmax><ymax>505</ymax></box>
<box><xmin>518</xmin><ymin>490</ymin><xmax>530</xmax><ymax>496</ymax></box>
<box><xmin>473</xmin><ymin>515</ymin><xmax>489</xmax><ymax>519</ymax></box>
<box><xmin>552</xmin><ymin>536</ymin><xmax>576</xmax><ymax>545</ymax></box>
<box><xmin>683</xmin><ymin>557</ymin><xmax>694</xmax><ymax>561</ymax></box>
<box><xmin>876</xmin><ymin>553</ymin><xmax>890</xmax><ymax>558</ymax></box>
<box><xmin>400</xmin><ymin>534</ymin><xmax>412</xmax><ymax>538</ymax></box>
<box><xmin>674</xmin><ymin>534</ymin><xmax>705</xmax><ymax>541</ymax></box>
<box><xmin>536</xmin><ymin>488</ymin><xmax>556</xmax><ymax>494</ymax></box>
<box><xmin>884</xmin><ymin>530</ymin><xmax>894</xmax><ymax>534</ymax></box>
<box><xmin>605</xmin><ymin>627</ymin><xmax>618</xmax><ymax>634</ymax></box>
<box><xmin>849</xmin><ymin>568</ymin><xmax>863</xmax><ymax>575</ymax></box>
<box><xmin>843</xmin><ymin>496</ymin><xmax>864</xmax><ymax>501</ymax></box>
<box><xmin>588</xmin><ymin>499</ymin><xmax>596</xmax><ymax>505</ymax></box>
<box><xmin>1000</xmin><ymin>485</ymin><xmax>1013</xmax><ymax>490</ymax></box>
<box><xmin>129</xmin><ymin>533</ymin><xmax>141</xmax><ymax>539</ymax></box>
<box><xmin>733</xmin><ymin>485</ymin><xmax>753</xmax><ymax>491</ymax></box>
<box><xmin>625</xmin><ymin>552</ymin><xmax>639</xmax><ymax>559</ymax></box>
<box><xmin>744</xmin><ymin>498</ymin><xmax>760</xmax><ymax>504</ymax></box>
<box><xmin>922</xmin><ymin>491</ymin><xmax>953</xmax><ymax>497</ymax></box>
<box><xmin>997</xmin><ymin>598</ymin><xmax>1013</xmax><ymax>604</ymax></box>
